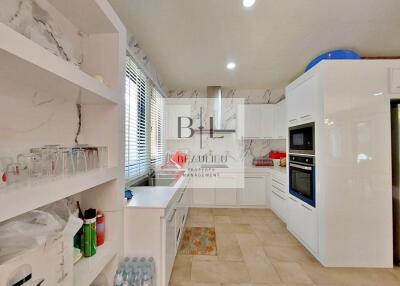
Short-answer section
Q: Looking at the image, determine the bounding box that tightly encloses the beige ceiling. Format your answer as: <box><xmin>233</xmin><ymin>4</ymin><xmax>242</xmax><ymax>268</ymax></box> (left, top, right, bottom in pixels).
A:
<box><xmin>109</xmin><ymin>0</ymin><xmax>400</xmax><ymax>90</ymax></box>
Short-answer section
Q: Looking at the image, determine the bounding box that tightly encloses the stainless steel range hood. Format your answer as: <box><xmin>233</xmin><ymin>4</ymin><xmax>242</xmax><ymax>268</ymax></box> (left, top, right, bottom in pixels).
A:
<box><xmin>196</xmin><ymin>86</ymin><xmax>235</xmax><ymax>134</ymax></box>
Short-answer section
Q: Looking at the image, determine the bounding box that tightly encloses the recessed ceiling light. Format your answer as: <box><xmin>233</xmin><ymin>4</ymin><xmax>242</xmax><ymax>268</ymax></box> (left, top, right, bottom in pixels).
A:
<box><xmin>242</xmin><ymin>0</ymin><xmax>256</xmax><ymax>8</ymax></box>
<box><xmin>226</xmin><ymin>62</ymin><xmax>236</xmax><ymax>70</ymax></box>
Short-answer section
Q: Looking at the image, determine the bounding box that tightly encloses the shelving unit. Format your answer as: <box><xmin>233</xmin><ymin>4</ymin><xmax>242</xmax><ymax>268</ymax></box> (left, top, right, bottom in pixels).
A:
<box><xmin>74</xmin><ymin>240</ymin><xmax>118</xmax><ymax>286</ymax></box>
<box><xmin>0</xmin><ymin>0</ymin><xmax>126</xmax><ymax>285</ymax></box>
<box><xmin>0</xmin><ymin>167</ymin><xmax>119</xmax><ymax>223</ymax></box>
<box><xmin>0</xmin><ymin>23</ymin><xmax>118</xmax><ymax>104</ymax></box>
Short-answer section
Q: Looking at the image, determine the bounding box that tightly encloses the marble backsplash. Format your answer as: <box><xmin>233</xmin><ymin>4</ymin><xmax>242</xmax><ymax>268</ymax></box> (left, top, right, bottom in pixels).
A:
<box><xmin>0</xmin><ymin>0</ymin><xmax>84</xmax><ymax>66</ymax></box>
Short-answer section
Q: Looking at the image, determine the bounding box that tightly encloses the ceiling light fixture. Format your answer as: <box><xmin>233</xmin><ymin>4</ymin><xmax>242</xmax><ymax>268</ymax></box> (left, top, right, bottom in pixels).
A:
<box><xmin>226</xmin><ymin>62</ymin><xmax>236</xmax><ymax>70</ymax></box>
<box><xmin>242</xmin><ymin>0</ymin><xmax>256</xmax><ymax>8</ymax></box>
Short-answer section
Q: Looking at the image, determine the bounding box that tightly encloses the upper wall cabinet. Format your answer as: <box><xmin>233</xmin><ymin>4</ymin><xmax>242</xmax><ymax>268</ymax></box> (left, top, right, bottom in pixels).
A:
<box><xmin>286</xmin><ymin>75</ymin><xmax>316</xmax><ymax>126</ymax></box>
<box><xmin>273</xmin><ymin>99</ymin><xmax>287</xmax><ymax>139</ymax></box>
<box><xmin>239</xmin><ymin>104</ymin><xmax>275</xmax><ymax>139</ymax></box>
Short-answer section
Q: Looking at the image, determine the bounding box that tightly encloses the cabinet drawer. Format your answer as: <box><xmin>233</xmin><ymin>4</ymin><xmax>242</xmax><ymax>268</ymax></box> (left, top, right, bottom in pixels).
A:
<box><xmin>271</xmin><ymin>190</ymin><xmax>287</xmax><ymax>222</ymax></box>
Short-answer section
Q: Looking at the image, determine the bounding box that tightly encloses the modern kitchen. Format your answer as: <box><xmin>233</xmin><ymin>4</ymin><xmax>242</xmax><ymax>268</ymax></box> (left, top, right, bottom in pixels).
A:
<box><xmin>0</xmin><ymin>0</ymin><xmax>400</xmax><ymax>286</ymax></box>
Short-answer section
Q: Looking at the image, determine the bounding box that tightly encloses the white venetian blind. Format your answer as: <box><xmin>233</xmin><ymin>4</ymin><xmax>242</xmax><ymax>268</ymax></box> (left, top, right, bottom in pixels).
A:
<box><xmin>150</xmin><ymin>86</ymin><xmax>165</xmax><ymax>168</ymax></box>
<box><xmin>125</xmin><ymin>56</ymin><xmax>149</xmax><ymax>181</ymax></box>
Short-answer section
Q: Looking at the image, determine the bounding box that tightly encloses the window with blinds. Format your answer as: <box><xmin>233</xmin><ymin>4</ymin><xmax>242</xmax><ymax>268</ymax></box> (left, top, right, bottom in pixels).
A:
<box><xmin>125</xmin><ymin>55</ymin><xmax>166</xmax><ymax>182</ymax></box>
<box><xmin>150</xmin><ymin>86</ymin><xmax>165</xmax><ymax>168</ymax></box>
<box><xmin>125</xmin><ymin>56</ymin><xmax>149</xmax><ymax>181</ymax></box>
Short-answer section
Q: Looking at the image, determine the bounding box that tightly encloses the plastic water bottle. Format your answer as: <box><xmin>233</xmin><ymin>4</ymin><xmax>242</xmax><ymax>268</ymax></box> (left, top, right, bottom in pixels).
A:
<box><xmin>113</xmin><ymin>272</ymin><xmax>123</xmax><ymax>286</ymax></box>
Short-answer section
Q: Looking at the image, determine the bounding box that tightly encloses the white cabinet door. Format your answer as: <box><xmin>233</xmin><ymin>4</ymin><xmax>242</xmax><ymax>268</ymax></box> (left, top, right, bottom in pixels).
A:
<box><xmin>243</xmin><ymin>105</ymin><xmax>261</xmax><ymax>138</ymax></box>
<box><xmin>286</xmin><ymin>76</ymin><xmax>315</xmax><ymax>125</ymax></box>
<box><xmin>271</xmin><ymin>190</ymin><xmax>287</xmax><ymax>222</ymax></box>
<box><xmin>215</xmin><ymin>188</ymin><xmax>237</xmax><ymax>206</ymax></box>
<box><xmin>287</xmin><ymin>195</ymin><xmax>318</xmax><ymax>253</ymax></box>
<box><xmin>165</xmin><ymin>208</ymin><xmax>176</xmax><ymax>284</ymax></box>
<box><xmin>241</xmin><ymin>176</ymin><xmax>266</xmax><ymax>206</ymax></box>
<box><xmin>298</xmin><ymin>202</ymin><xmax>318</xmax><ymax>253</ymax></box>
<box><xmin>274</xmin><ymin>100</ymin><xmax>287</xmax><ymax>139</ymax></box>
<box><xmin>260</xmin><ymin>105</ymin><xmax>274</xmax><ymax>139</ymax></box>
<box><xmin>192</xmin><ymin>188</ymin><xmax>215</xmax><ymax>205</ymax></box>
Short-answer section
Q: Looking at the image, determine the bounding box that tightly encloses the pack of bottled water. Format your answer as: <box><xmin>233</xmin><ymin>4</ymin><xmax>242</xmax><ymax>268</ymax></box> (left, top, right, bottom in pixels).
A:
<box><xmin>113</xmin><ymin>257</ymin><xmax>155</xmax><ymax>286</ymax></box>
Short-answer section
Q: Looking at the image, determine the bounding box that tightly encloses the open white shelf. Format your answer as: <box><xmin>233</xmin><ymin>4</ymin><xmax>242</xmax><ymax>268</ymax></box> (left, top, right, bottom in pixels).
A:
<box><xmin>0</xmin><ymin>23</ymin><xmax>118</xmax><ymax>104</ymax></box>
<box><xmin>0</xmin><ymin>167</ymin><xmax>118</xmax><ymax>223</ymax></box>
<box><xmin>74</xmin><ymin>240</ymin><xmax>118</xmax><ymax>286</ymax></box>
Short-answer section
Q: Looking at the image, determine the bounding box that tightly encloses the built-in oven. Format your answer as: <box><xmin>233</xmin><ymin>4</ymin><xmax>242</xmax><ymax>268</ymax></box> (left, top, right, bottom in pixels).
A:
<box><xmin>289</xmin><ymin>122</ymin><xmax>315</xmax><ymax>155</ymax></box>
<box><xmin>289</xmin><ymin>155</ymin><xmax>315</xmax><ymax>207</ymax></box>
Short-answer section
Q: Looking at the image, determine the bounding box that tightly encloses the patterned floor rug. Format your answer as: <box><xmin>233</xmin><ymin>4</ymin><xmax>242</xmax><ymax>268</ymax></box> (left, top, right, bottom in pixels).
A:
<box><xmin>178</xmin><ymin>227</ymin><xmax>217</xmax><ymax>255</ymax></box>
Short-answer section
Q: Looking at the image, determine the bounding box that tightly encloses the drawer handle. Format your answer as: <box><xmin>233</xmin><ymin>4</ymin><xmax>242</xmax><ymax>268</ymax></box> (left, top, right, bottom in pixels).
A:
<box><xmin>167</xmin><ymin>209</ymin><xmax>176</xmax><ymax>222</ymax></box>
<box><xmin>178</xmin><ymin>193</ymin><xmax>184</xmax><ymax>203</ymax></box>
<box><xmin>289</xmin><ymin>119</ymin><xmax>297</xmax><ymax>122</ymax></box>
<box><xmin>272</xmin><ymin>185</ymin><xmax>285</xmax><ymax>194</ymax></box>
<box><xmin>301</xmin><ymin>114</ymin><xmax>311</xmax><ymax>118</ymax></box>
<box><xmin>272</xmin><ymin>190</ymin><xmax>285</xmax><ymax>200</ymax></box>
<box><xmin>301</xmin><ymin>203</ymin><xmax>313</xmax><ymax>211</ymax></box>
<box><xmin>272</xmin><ymin>178</ymin><xmax>285</xmax><ymax>186</ymax></box>
<box><xmin>289</xmin><ymin>196</ymin><xmax>297</xmax><ymax>202</ymax></box>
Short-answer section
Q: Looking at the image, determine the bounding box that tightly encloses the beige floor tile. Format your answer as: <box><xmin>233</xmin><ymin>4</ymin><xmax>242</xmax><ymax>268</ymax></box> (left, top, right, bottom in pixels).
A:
<box><xmin>243</xmin><ymin>255</ymin><xmax>282</xmax><ymax>283</ymax></box>
<box><xmin>190</xmin><ymin>208</ymin><xmax>214</xmax><ymax>216</ymax></box>
<box><xmin>230</xmin><ymin>215</ymin><xmax>267</xmax><ymax>225</ymax></box>
<box><xmin>186</xmin><ymin>214</ymin><xmax>214</xmax><ymax>225</ymax></box>
<box><xmin>192</xmin><ymin>255</ymin><xmax>219</xmax><ymax>261</ymax></box>
<box><xmin>236</xmin><ymin>233</ymin><xmax>265</xmax><ymax>259</ymax></box>
<box><xmin>191</xmin><ymin>260</ymin><xmax>251</xmax><ymax>283</ymax></box>
<box><xmin>216</xmin><ymin>232</ymin><xmax>243</xmax><ymax>261</ymax></box>
<box><xmin>250</xmin><ymin>224</ymin><xmax>274</xmax><ymax>236</ymax></box>
<box><xmin>170</xmin><ymin>282</ymin><xmax>221</xmax><ymax>286</ymax></box>
<box><xmin>185</xmin><ymin>221</ymin><xmax>215</xmax><ymax>227</ymax></box>
<box><xmin>264</xmin><ymin>245</ymin><xmax>316</xmax><ymax>263</ymax></box>
<box><xmin>170</xmin><ymin>255</ymin><xmax>193</xmax><ymax>284</ymax></box>
<box><xmin>257</xmin><ymin>232</ymin><xmax>300</xmax><ymax>247</ymax></box>
<box><xmin>214</xmin><ymin>216</ymin><xmax>231</xmax><ymax>223</ymax></box>
<box><xmin>212</xmin><ymin>208</ymin><xmax>243</xmax><ymax>216</ymax></box>
<box><xmin>215</xmin><ymin>223</ymin><xmax>253</xmax><ymax>234</ymax></box>
<box><xmin>241</xmin><ymin>208</ymin><xmax>273</xmax><ymax>217</ymax></box>
<box><xmin>272</xmin><ymin>262</ymin><xmax>313</xmax><ymax>284</ymax></box>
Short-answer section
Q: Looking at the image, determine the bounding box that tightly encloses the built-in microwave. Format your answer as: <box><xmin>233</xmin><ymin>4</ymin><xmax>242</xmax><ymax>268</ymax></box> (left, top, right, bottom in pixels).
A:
<box><xmin>289</xmin><ymin>155</ymin><xmax>315</xmax><ymax>207</ymax></box>
<box><xmin>289</xmin><ymin>122</ymin><xmax>315</xmax><ymax>155</ymax></box>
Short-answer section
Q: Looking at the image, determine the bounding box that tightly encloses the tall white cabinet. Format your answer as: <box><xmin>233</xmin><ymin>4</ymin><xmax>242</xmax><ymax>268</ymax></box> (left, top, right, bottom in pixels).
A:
<box><xmin>285</xmin><ymin>60</ymin><xmax>398</xmax><ymax>267</ymax></box>
<box><xmin>0</xmin><ymin>1</ymin><xmax>126</xmax><ymax>285</ymax></box>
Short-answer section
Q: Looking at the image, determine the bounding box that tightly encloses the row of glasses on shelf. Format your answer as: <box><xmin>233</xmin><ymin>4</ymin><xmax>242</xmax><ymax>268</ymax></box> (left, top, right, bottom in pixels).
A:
<box><xmin>0</xmin><ymin>145</ymin><xmax>108</xmax><ymax>188</ymax></box>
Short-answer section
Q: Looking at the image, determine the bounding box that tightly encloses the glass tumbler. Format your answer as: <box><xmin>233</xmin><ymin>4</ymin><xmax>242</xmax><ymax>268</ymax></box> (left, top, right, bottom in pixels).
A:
<box><xmin>97</xmin><ymin>146</ymin><xmax>108</xmax><ymax>168</ymax></box>
<box><xmin>85</xmin><ymin>147</ymin><xmax>99</xmax><ymax>170</ymax></box>
<box><xmin>37</xmin><ymin>147</ymin><xmax>59</xmax><ymax>176</ymax></box>
<box><xmin>55</xmin><ymin>148</ymin><xmax>75</xmax><ymax>176</ymax></box>
<box><xmin>73</xmin><ymin>148</ymin><xmax>87</xmax><ymax>173</ymax></box>
<box><xmin>6</xmin><ymin>163</ymin><xmax>22</xmax><ymax>185</ymax></box>
<box><xmin>17</xmin><ymin>153</ymin><xmax>42</xmax><ymax>179</ymax></box>
<box><xmin>0</xmin><ymin>157</ymin><xmax>13</xmax><ymax>187</ymax></box>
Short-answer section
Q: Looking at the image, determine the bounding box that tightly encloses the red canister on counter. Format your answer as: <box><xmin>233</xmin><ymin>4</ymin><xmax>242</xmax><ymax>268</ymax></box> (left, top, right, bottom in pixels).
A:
<box><xmin>96</xmin><ymin>211</ymin><xmax>105</xmax><ymax>246</ymax></box>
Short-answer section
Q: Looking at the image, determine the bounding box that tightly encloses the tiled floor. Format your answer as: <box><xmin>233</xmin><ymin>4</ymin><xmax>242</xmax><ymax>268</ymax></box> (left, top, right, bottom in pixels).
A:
<box><xmin>169</xmin><ymin>208</ymin><xmax>400</xmax><ymax>286</ymax></box>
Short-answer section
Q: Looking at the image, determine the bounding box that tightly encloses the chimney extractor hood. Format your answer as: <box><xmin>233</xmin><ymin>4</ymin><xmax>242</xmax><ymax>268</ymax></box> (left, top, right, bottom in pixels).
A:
<box><xmin>195</xmin><ymin>86</ymin><xmax>235</xmax><ymax>134</ymax></box>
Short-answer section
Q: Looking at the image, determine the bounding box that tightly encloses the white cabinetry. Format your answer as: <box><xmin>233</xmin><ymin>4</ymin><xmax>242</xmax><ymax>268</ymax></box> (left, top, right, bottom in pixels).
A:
<box><xmin>192</xmin><ymin>188</ymin><xmax>215</xmax><ymax>205</ymax></box>
<box><xmin>273</xmin><ymin>100</ymin><xmax>287</xmax><ymax>139</ymax></box>
<box><xmin>270</xmin><ymin>175</ymin><xmax>287</xmax><ymax>222</ymax></box>
<box><xmin>240</xmin><ymin>104</ymin><xmax>274</xmax><ymax>139</ymax></box>
<box><xmin>286</xmin><ymin>75</ymin><xmax>316</xmax><ymax>125</ymax></box>
<box><xmin>287</xmin><ymin>195</ymin><xmax>318</xmax><ymax>253</ymax></box>
<box><xmin>241</xmin><ymin>175</ymin><xmax>267</xmax><ymax>206</ymax></box>
<box><xmin>165</xmin><ymin>207</ymin><xmax>176</xmax><ymax>283</ymax></box>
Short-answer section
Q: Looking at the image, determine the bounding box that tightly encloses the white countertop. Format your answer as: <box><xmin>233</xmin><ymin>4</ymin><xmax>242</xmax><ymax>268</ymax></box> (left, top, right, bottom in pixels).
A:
<box><xmin>126</xmin><ymin>176</ymin><xmax>185</xmax><ymax>209</ymax></box>
<box><xmin>245</xmin><ymin>165</ymin><xmax>287</xmax><ymax>176</ymax></box>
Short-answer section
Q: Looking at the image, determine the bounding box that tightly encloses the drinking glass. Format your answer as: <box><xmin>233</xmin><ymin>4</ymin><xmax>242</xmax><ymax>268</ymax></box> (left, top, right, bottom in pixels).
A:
<box><xmin>6</xmin><ymin>163</ymin><xmax>22</xmax><ymax>184</ymax></box>
<box><xmin>84</xmin><ymin>147</ymin><xmax>99</xmax><ymax>170</ymax></box>
<box><xmin>97</xmin><ymin>146</ymin><xmax>108</xmax><ymax>168</ymax></box>
<box><xmin>17</xmin><ymin>153</ymin><xmax>42</xmax><ymax>179</ymax></box>
<box><xmin>38</xmin><ymin>147</ymin><xmax>60</xmax><ymax>176</ymax></box>
<box><xmin>55</xmin><ymin>148</ymin><xmax>75</xmax><ymax>176</ymax></box>
<box><xmin>73</xmin><ymin>148</ymin><xmax>87</xmax><ymax>173</ymax></box>
<box><xmin>0</xmin><ymin>157</ymin><xmax>13</xmax><ymax>187</ymax></box>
